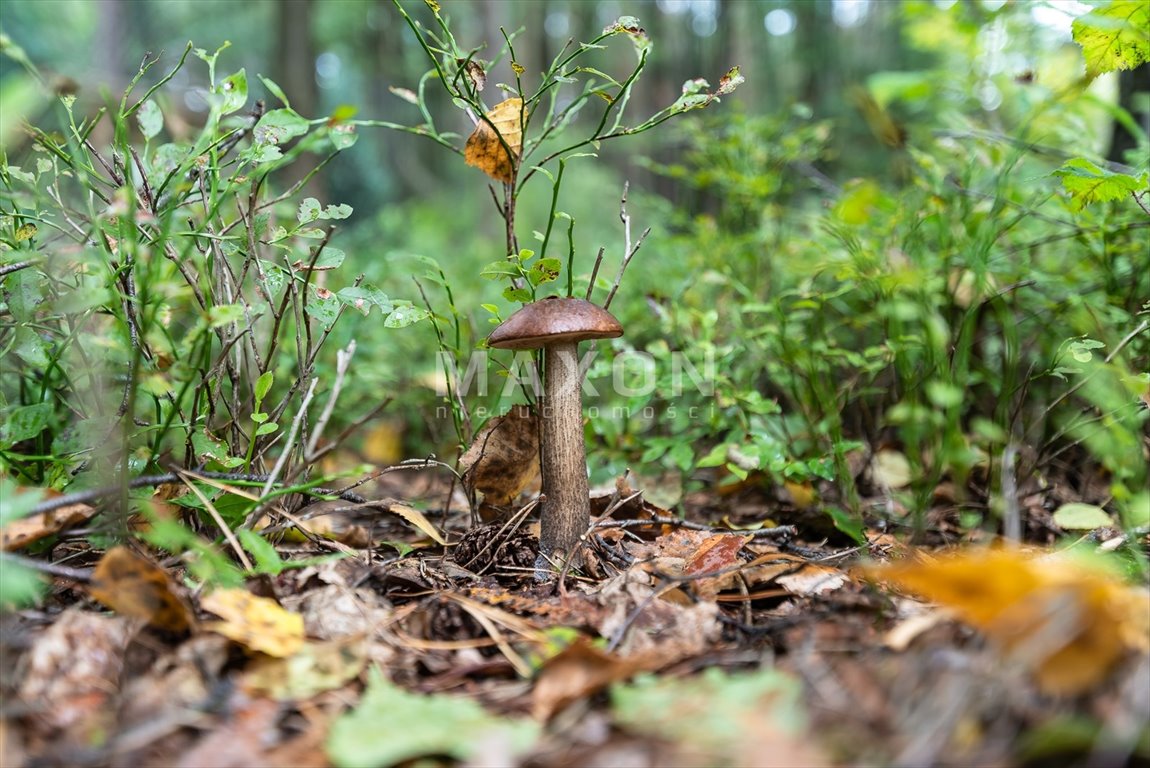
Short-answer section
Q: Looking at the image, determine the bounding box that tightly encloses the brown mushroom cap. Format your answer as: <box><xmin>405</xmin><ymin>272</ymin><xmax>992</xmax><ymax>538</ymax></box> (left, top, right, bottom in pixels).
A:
<box><xmin>488</xmin><ymin>296</ymin><xmax>624</xmax><ymax>350</ymax></box>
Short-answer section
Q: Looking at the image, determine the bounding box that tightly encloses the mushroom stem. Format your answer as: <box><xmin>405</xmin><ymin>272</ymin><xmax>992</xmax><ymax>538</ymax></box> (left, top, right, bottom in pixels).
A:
<box><xmin>539</xmin><ymin>340</ymin><xmax>589</xmax><ymax>568</ymax></box>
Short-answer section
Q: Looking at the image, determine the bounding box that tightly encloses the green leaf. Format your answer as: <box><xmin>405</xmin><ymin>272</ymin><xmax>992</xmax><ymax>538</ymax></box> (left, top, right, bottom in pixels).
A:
<box><xmin>384</xmin><ymin>304</ymin><xmax>430</xmax><ymax>328</ymax></box>
<box><xmin>237</xmin><ymin>529</ymin><xmax>286</xmax><ymax>575</ymax></box>
<box><xmin>297</xmin><ymin>197</ymin><xmax>321</xmax><ymax>224</ymax></box>
<box><xmin>317</xmin><ymin>203</ymin><xmax>353</xmax><ymax>220</ymax></box>
<box><xmin>255</xmin><ymin>422</ymin><xmax>279</xmax><ymax>437</ymax></box>
<box><xmin>480</xmin><ymin>260</ymin><xmax>523</xmax><ymax>279</ymax></box>
<box><xmin>328</xmin><ymin>124</ymin><xmax>358</xmax><ymax>150</ymax></box>
<box><xmin>1072</xmin><ymin>0</ymin><xmax>1150</xmax><ymax>77</ymax></box>
<box><xmin>207</xmin><ymin>303</ymin><xmax>245</xmax><ymax>327</ymax></box>
<box><xmin>137</xmin><ymin>99</ymin><xmax>163</xmax><ymax>140</ymax></box>
<box><xmin>337</xmin><ymin>285</ymin><xmax>392</xmax><ymax>316</ymax></box>
<box><xmin>503</xmin><ymin>286</ymin><xmax>532</xmax><ymax>303</ymax></box>
<box><xmin>0</xmin><ymin>554</ymin><xmax>45</xmax><ymax>609</ymax></box>
<box><xmin>254</xmin><ymin>371</ymin><xmax>274</xmax><ymax>405</ymax></box>
<box><xmin>327</xmin><ymin>668</ymin><xmax>539</xmax><ymax>767</ymax></box>
<box><xmin>528</xmin><ymin>257</ymin><xmax>561</xmax><ymax>286</ymax></box>
<box><xmin>827</xmin><ymin>506</ymin><xmax>867</xmax><ymax>545</ymax></box>
<box><xmin>1053</xmin><ymin>503</ymin><xmax>1114</xmax><ymax>531</ymax></box>
<box><xmin>1052</xmin><ymin>158</ymin><xmax>1147</xmax><ymax>209</ymax></box>
<box><xmin>0</xmin><ymin>403</ymin><xmax>53</xmax><ymax>447</ymax></box>
<box><xmin>257</xmin><ymin>74</ymin><xmax>291</xmax><ymax>107</ymax></box>
<box><xmin>216</xmin><ymin>68</ymin><xmax>248</xmax><ymax>115</ymax></box>
<box><xmin>611</xmin><ymin>668</ymin><xmax>808</xmax><ymax>760</ymax></box>
<box><xmin>253</xmin><ymin>108</ymin><xmax>309</xmax><ymax>146</ymax></box>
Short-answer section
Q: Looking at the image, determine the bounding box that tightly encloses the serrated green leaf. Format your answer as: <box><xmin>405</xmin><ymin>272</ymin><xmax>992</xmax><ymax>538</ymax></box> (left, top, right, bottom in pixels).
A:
<box><xmin>1072</xmin><ymin>0</ymin><xmax>1150</xmax><ymax>77</ymax></box>
<box><xmin>1052</xmin><ymin>158</ymin><xmax>1147</xmax><ymax>209</ymax></box>
<box><xmin>337</xmin><ymin>285</ymin><xmax>392</xmax><ymax>316</ymax></box>
<box><xmin>137</xmin><ymin>99</ymin><xmax>163</xmax><ymax>140</ymax></box>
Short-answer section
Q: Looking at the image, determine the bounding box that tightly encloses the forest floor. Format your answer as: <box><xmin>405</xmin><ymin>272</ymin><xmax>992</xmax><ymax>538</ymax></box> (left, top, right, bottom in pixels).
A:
<box><xmin>2</xmin><ymin>458</ymin><xmax>1148</xmax><ymax>768</ymax></box>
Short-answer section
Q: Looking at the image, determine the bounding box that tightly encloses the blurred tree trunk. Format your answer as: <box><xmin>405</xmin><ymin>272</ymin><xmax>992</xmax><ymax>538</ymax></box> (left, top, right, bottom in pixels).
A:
<box><xmin>275</xmin><ymin>0</ymin><xmax>319</xmax><ymax>194</ymax></box>
<box><xmin>1108</xmin><ymin>64</ymin><xmax>1150</xmax><ymax>165</ymax></box>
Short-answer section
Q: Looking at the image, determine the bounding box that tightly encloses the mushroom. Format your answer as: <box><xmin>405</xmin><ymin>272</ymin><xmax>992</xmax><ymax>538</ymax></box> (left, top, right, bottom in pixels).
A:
<box><xmin>488</xmin><ymin>296</ymin><xmax>623</xmax><ymax>570</ymax></box>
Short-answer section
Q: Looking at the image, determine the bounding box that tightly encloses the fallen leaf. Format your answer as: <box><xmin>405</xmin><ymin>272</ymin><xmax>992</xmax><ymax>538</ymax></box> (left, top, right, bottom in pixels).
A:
<box><xmin>89</xmin><ymin>546</ymin><xmax>195</xmax><ymax>632</ymax></box>
<box><xmin>327</xmin><ymin>667</ymin><xmax>540</xmax><ymax>767</ymax></box>
<box><xmin>776</xmin><ymin>564</ymin><xmax>849</xmax><ymax>596</ymax></box>
<box><xmin>1053</xmin><ymin>502</ymin><xmax>1113</xmax><ymax>531</ymax></box>
<box><xmin>17</xmin><ymin>608</ymin><xmax>136</xmax><ymax>740</ymax></box>
<box><xmin>387</xmin><ymin>503</ymin><xmax>447</xmax><ymax>546</ymax></box>
<box><xmin>459</xmin><ymin>405</ymin><xmax>540</xmax><ymax>506</ymax></box>
<box><xmin>868</xmin><ymin>549</ymin><xmax>1150</xmax><ymax>696</ymax></box>
<box><xmin>201</xmin><ymin>588</ymin><xmax>305</xmax><ymax>657</ymax></box>
<box><xmin>244</xmin><ymin>637</ymin><xmax>367</xmax><ymax>701</ymax></box>
<box><xmin>2</xmin><ymin>497</ymin><xmax>96</xmax><ymax>551</ymax></box>
<box><xmin>532</xmin><ymin>638</ymin><xmax>645</xmax><ymax>721</ymax></box>
<box><xmin>870</xmin><ymin>449</ymin><xmax>912</xmax><ymax>489</ymax></box>
<box><xmin>464</xmin><ymin>97</ymin><xmax>525</xmax><ymax>183</ymax></box>
<box><xmin>611</xmin><ymin>667</ymin><xmax>827</xmax><ymax>767</ymax></box>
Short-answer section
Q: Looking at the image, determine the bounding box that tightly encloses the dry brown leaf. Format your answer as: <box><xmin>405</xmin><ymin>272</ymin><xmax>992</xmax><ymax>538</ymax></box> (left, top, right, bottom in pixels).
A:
<box><xmin>868</xmin><ymin>549</ymin><xmax>1150</xmax><ymax>696</ymax></box>
<box><xmin>464</xmin><ymin>97</ymin><xmax>525</xmax><ymax>183</ymax></box>
<box><xmin>201</xmin><ymin>588</ymin><xmax>305</xmax><ymax>657</ymax></box>
<box><xmin>387</xmin><ymin>503</ymin><xmax>447</xmax><ymax>545</ymax></box>
<box><xmin>459</xmin><ymin>405</ymin><xmax>540</xmax><ymax>505</ymax></box>
<box><xmin>2</xmin><ymin>496</ymin><xmax>96</xmax><ymax>551</ymax></box>
<box><xmin>17</xmin><ymin>608</ymin><xmax>137</xmax><ymax>739</ymax></box>
<box><xmin>532</xmin><ymin>638</ymin><xmax>645</xmax><ymax>721</ymax></box>
<box><xmin>89</xmin><ymin>546</ymin><xmax>195</xmax><ymax>632</ymax></box>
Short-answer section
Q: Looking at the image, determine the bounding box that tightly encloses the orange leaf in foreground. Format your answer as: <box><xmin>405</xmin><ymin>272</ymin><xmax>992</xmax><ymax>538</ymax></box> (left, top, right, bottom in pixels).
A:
<box><xmin>89</xmin><ymin>546</ymin><xmax>194</xmax><ymax>632</ymax></box>
<box><xmin>869</xmin><ymin>549</ymin><xmax>1150</xmax><ymax>696</ymax></box>
<box><xmin>464</xmin><ymin>97</ymin><xmax>525</xmax><ymax>183</ymax></box>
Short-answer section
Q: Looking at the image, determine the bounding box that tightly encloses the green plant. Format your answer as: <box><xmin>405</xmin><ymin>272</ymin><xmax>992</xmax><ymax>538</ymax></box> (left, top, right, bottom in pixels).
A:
<box><xmin>0</xmin><ymin>41</ymin><xmax>424</xmax><ymax>594</ymax></box>
<box><xmin>619</xmin><ymin>0</ymin><xmax>1148</xmax><ymax>542</ymax></box>
<box><xmin>377</xmin><ymin>1</ymin><xmax>742</xmax><ymax>452</ymax></box>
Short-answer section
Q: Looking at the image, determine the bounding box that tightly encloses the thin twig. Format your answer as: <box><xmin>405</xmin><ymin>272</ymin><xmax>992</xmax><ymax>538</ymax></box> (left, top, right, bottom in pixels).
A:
<box><xmin>305</xmin><ymin>340</ymin><xmax>356</xmax><ymax>459</ymax></box>
<box><xmin>175</xmin><ymin>469</ymin><xmax>253</xmax><ymax>570</ymax></box>
<box><xmin>244</xmin><ymin>378</ymin><xmax>319</xmax><ymax>529</ymax></box>
<box><xmin>585</xmin><ymin>246</ymin><xmax>605</xmax><ymax>301</ymax></box>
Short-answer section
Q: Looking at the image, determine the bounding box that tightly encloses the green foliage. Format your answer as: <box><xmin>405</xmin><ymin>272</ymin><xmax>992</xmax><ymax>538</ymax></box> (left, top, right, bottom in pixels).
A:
<box><xmin>327</xmin><ymin>667</ymin><xmax>540</xmax><ymax>767</ymax></box>
<box><xmin>0</xmin><ymin>42</ymin><xmax>422</xmax><ymax>599</ymax></box>
<box><xmin>607</xmin><ymin>1</ymin><xmax>1150</xmax><ymax>536</ymax></box>
<box><xmin>1072</xmin><ymin>0</ymin><xmax>1150</xmax><ymax>77</ymax></box>
<box><xmin>380</xmin><ymin>2</ymin><xmax>741</xmax><ymax>450</ymax></box>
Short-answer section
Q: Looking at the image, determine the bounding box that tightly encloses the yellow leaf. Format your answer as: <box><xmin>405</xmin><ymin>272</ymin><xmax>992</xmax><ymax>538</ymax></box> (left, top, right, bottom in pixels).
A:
<box><xmin>868</xmin><ymin>549</ymin><xmax>1150</xmax><ymax>696</ymax></box>
<box><xmin>464</xmin><ymin>98</ymin><xmax>525</xmax><ymax>183</ymax></box>
<box><xmin>388</xmin><ymin>503</ymin><xmax>447</xmax><ymax>546</ymax></box>
<box><xmin>243</xmin><ymin>637</ymin><xmax>367</xmax><ymax>701</ymax></box>
<box><xmin>201</xmin><ymin>588</ymin><xmax>305</xmax><ymax>657</ymax></box>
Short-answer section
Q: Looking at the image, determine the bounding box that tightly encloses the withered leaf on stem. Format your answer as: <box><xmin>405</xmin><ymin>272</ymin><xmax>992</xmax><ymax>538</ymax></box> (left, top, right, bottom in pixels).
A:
<box><xmin>459</xmin><ymin>404</ymin><xmax>540</xmax><ymax>505</ymax></box>
<box><xmin>464</xmin><ymin>97</ymin><xmax>525</xmax><ymax>184</ymax></box>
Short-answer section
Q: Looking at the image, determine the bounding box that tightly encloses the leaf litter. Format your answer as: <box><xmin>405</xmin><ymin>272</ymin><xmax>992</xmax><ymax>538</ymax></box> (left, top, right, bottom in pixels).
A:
<box><xmin>2</xmin><ymin>462</ymin><xmax>1148</xmax><ymax>767</ymax></box>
